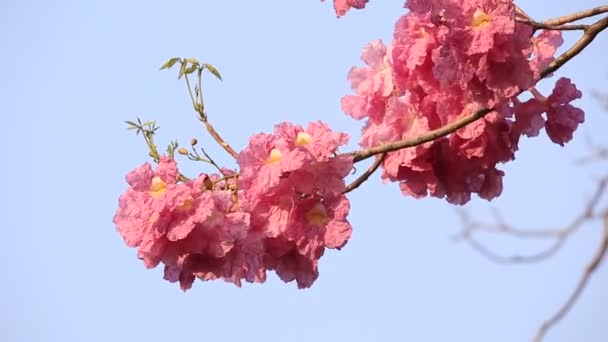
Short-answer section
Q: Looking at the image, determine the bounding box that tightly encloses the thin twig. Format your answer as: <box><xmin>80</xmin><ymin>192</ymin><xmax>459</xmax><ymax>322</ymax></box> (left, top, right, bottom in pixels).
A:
<box><xmin>199</xmin><ymin>116</ymin><xmax>239</xmax><ymax>160</ymax></box>
<box><xmin>463</xmin><ymin>235</ymin><xmax>566</xmax><ymax>265</ymax></box>
<box><xmin>544</xmin><ymin>5</ymin><xmax>608</xmax><ymax>26</ymax></box>
<box><xmin>455</xmin><ymin>177</ymin><xmax>608</xmax><ymax>264</ymax></box>
<box><xmin>515</xmin><ymin>18</ymin><xmax>588</xmax><ymax>31</ymax></box>
<box><xmin>184</xmin><ymin>73</ymin><xmax>240</xmax><ymax>160</ymax></box>
<box><xmin>540</xmin><ymin>15</ymin><xmax>608</xmax><ymax>78</ymax></box>
<box><xmin>344</xmin><ymin>153</ymin><xmax>386</xmax><ymax>193</ymax></box>
<box><xmin>200</xmin><ymin>146</ymin><xmax>226</xmax><ymax>175</ymax></box>
<box><xmin>533</xmin><ymin>213</ymin><xmax>608</xmax><ymax>342</ymax></box>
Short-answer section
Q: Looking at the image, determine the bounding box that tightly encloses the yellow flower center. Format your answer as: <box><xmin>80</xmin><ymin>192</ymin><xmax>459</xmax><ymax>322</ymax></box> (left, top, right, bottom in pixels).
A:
<box><xmin>149</xmin><ymin>176</ymin><xmax>167</xmax><ymax>197</ymax></box>
<box><xmin>177</xmin><ymin>196</ymin><xmax>194</xmax><ymax>211</ymax></box>
<box><xmin>471</xmin><ymin>8</ymin><xmax>491</xmax><ymax>28</ymax></box>
<box><xmin>267</xmin><ymin>148</ymin><xmax>282</xmax><ymax>164</ymax></box>
<box><xmin>306</xmin><ymin>203</ymin><xmax>330</xmax><ymax>226</ymax></box>
<box><xmin>295</xmin><ymin>132</ymin><xmax>312</xmax><ymax>146</ymax></box>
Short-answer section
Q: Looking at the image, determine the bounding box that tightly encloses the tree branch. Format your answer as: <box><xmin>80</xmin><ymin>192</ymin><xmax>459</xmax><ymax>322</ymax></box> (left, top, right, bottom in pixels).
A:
<box><xmin>344</xmin><ymin>153</ymin><xmax>386</xmax><ymax>193</ymax></box>
<box><xmin>544</xmin><ymin>5</ymin><xmax>608</xmax><ymax>26</ymax></box>
<box><xmin>515</xmin><ymin>19</ymin><xmax>589</xmax><ymax>31</ymax></box>
<box><xmin>540</xmin><ymin>15</ymin><xmax>608</xmax><ymax>78</ymax></box>
<box><xmin>454</xmin><ymin>177</ymin><xmax>608</xmax><ymax>265</ymax></box>
<box><xmin>533</xmin><ymin>212</ymin><xmax>608</xmax><ymax>342</ymax></box>
<box><xmin>199</xmin><ymin>115</ymin><xmax>239</xmax><ymax>160</ymax></box>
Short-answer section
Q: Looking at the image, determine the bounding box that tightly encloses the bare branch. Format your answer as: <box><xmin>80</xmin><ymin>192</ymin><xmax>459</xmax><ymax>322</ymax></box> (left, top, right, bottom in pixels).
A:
<box><xmin>344</xmin><ymin>153</ymin><xmax>386</xmax><ymax>193</ymax></box>
<box><xmin>199</xmin><ymin>116</ymin><xmax>239</xmax><ymax>160</ymax></box>
<box><xmin>541</xmin><ymin>15</ymin><xmax>608</xmax><ymax>78</ymax></box>
<box><xmin>516</xmin><ymin>17</ymin><xmax>588</xmax><ymax>31</ymax></box>
<box><xmin>544</xmin><ymin>5</ymin><xmax>608</xmax><ymax>26</ymax></box>
<box><xmin>455</xmin><ymin>177</ymin><xmax>608</xmax><ymax>265</ymax></box>
<box><xmin>533</xmin><ymin>212</ymin><xmax>608</xmax><ymax>342</ymax></box>
<box><xmin>184</xmin><ymin>69</ymin><xmax>240</xmax><ymax>160</ymax></box>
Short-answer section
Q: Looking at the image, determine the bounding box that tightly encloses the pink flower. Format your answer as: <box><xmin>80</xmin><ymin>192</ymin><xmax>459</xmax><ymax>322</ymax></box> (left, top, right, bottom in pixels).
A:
<box><xmin>340</xmin><ymin>0</ymin><xmax>582</xmax><ymax>204</ymax></box>
<box><xmin>115</xmin><ymin>158</ymin><xmax>270</xmax><ymax>290</ymax></box>
<box><xmin>254</xmin><ymin>192</ymin><xmax>352</xmax><ymax>289</ymax></box>
<box><xmin>512</xmin><ymin>78</ymin><xmax>583</xmax><ymax>146</ymax></box>
<box><xmin>462</xmin><ymin>0</ymin><xmax>516</xmax><ymax>55</ymax></box>
<box><xmin>164</xmin><ymin>228</ymin><xmax>267</xmax><ymax>290</ymax></box>
<box><xmin>322</xmin><ymin>0</ymin><xmax>369</xmax><ymax>17</ymax></box>
<box><xmin>114</xmin><ymin>158</ymin><xmax>205</xmax><ymax>267</ymax></box>
<box><xmin>341</xmin><ymin>40</ymin><xmax>394</xmax><ymax>122</ymax></box>
<box><xmin>265</xmin><ymin>239</ymin><xmax>320</xmax><ymax>288</ymax></box>
<box><xmin>261</xmin><ymin>195</ymin><xmax>352</xmax><ymax>288</ymax></box>
<box><xmin>237</xmin><ymin>132</ymin><xmax>307</xmax><ymax>198</ymax></box>
<box><xmin>513</xmin><ymin>97</ymin><xmax>546</xmax><ymax>137</ymax></box>
<box><xmin>239</xmin><ymin>121</ymin><xmax>354</xmax><ymax>287</ymax></box>
<box><xmin>530</xmin><ymin>30</ymin><xmax>563</xmax><ymax>74</ymax></box>
<box><xmin>238</xmin><ymin>121</ymin><xmax>351</xmax><ymax>202</ymax></box>
<box><xmin>544</xmin><ymin>78</ymin><xmax>584</xmax><ymax>146</ymax></box>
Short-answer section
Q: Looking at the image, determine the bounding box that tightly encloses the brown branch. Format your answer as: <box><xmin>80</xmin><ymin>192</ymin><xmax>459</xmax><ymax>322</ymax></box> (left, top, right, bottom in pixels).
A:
<box><xmin>199</xmin><ymin>116</ymin><xmax>239</xmax><ymax>160</ymax></box>
<box><xmin>544</xmin><ymin>5</ymin><xmax>608</xmax><ymax>26</ymax></box>
<box><xmin>455</xmin><ymin>176</ymin><xmax>607</xmax><ymax>340</ymax></box>
<box><xmin>515</xmin><ymin>18</ymin><xmax>589</xmax><ymax>31</ymax></box>
<box><xmin>344</xmin><ymin>153</ymin><xmax>386</xmax><ymax>193</ymax></box>
<box><xmin>454</xmin><ymin>210</ymin><xmax>568</xmax><ymax>264</ymax></box>
<box><xmin>349</xmin><ymin>108</ymin><xmax>493</xmax><ymax>163</ymax></box>
<box><xmin>514</xmin><ymin>5</ymin><xmax>533</xmax><ymax>22</ymax></box>
<box><xmin>540</xmin><ymin>15</ymin><xmax>608</xmax><ymax>78</ymax></box>
<box><xmin>533</xmin><ymin>213</ymin><xmax>608</xmax><ymax>342</ymax></box>
<box><xmin>183</xmin><ymin>70</ymin><xmax>240</xmax><ymax>161</ymax></box>
<box><xmin>463</xmin><ymin>235</ymin><xmax>566</xmax><ymax>265</ymax></box>
<box><xmin>344</xmin><ymin>13</ymin><xmax>608</xmax><ymax>164</ymax></box>
<box><xmin>455</xmin><ymin>177</ymin><xmax>608</xmax><ymax>264</ymax></box>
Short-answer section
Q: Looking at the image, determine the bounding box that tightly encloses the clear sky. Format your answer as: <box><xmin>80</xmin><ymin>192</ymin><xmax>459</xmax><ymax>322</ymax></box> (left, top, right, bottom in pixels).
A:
<box><xmin>1</xmin><ymin>1</ymin><xmax>607</xmax><ymax>341</ymax></box>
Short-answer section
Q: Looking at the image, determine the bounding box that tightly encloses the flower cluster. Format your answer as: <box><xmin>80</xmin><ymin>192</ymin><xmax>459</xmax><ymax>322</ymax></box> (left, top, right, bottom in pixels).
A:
<box><xmin>115</xmin><ymin>0</ymin><xmax>588</xmax><ymax>290</ymax></box>
<box><xmin>341</xmin><ymin>0</ymin><xmax>584</xmax><ymax>204</ymax></box>
<box><xmin>114</xmin><ymin>122</ymin><xmax>353</xmax><ymax>290</ymax></box>
<box><xmin>238</xmin><ymin>121</ymin><xmax>353</xmax><ymax>288</ymax></box>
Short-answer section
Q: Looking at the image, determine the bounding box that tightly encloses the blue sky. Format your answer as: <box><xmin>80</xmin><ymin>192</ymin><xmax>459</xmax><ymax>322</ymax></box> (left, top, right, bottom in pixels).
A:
<box><xmin>1</xmin><ymin>1</ymin><xmax>607</xmax><ymax>341</ymax></box>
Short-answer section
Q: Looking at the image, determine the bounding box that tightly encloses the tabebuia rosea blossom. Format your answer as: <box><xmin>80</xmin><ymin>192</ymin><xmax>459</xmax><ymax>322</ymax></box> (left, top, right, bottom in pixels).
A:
<box><xmin>114</xmin><ymin>122</ymin><xmax>354</xmax><ymax>290</ymax></box>
<box><xmin>113</xmin><ymin>157</ymin><xmax>264</xmax><ymax>290</ymax></box>
<box><xmin>238</xmin><ymin>121</ymin><xmax>354</xmax><ymax>288</ymax></box>
<box><xmin>115</xmin><ymin>0</ymin><xmax>588</xmax><ymax>290</ymax></box>
<box><xmin>322</xmin><ymin>0</ymin><xmax>369</xmax><ymax>17</ymax></box>
<box><xmin>341</xmin><ymin>0</ymin><xmax>584</xmax><ymax>204</ymax></box>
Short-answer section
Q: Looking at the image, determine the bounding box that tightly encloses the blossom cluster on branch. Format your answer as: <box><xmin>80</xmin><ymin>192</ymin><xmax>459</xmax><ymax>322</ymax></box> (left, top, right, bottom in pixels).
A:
<box><xmin>341</xmin><ymin>0</ymin><xmax>582</xmax><ymax>204</ymax></box>
<box><xmin>113</xmin><ymin>0</ymin><xmax>604</xmax><ymax>290</ymax></box>
<box><xmin>114</xmin><ymin>123</ymin><xmax>352</xmax><ymax>290</ymax></box>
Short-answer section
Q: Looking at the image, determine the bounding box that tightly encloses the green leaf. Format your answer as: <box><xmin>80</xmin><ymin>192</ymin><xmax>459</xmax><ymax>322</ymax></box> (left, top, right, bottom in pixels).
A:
<box><xmin>183</xmin><ymin>64</ymin><xmax>198</xmax><ymax>75</ymax></box>
<box><xmin>203</xmin><ymin>63</ymin><xmax>222</xmax><ymax>81</ymax></box>
<box><xmin>142</xmin><ymin>120</ymin><xmax>156</xmax><ymax>127</ymax></box>
<box><xmin>125</xmin><ymin>120</ymin><xmax>138</xmax><ymax>127</ymax></box>
<box><xmin>184</xmin><ymin>57</ymin><xmax>200</xmax><ymax>66</ymax></box>
<box><xmin>160</xmin><ymin>57</ymin><xmax>180</xmax><ymax>70</ymax></box>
